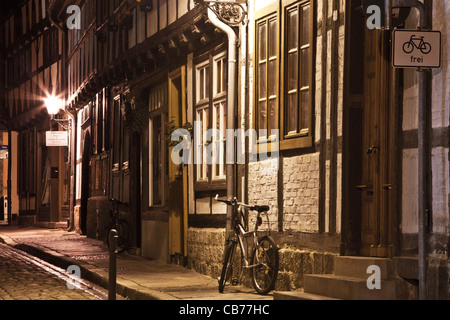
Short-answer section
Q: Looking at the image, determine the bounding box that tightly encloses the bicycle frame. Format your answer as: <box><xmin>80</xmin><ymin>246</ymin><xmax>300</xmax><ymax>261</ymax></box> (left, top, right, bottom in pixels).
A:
<box><xmin>224</xmin><ymin>197</ymin><xmax>270</xmax><ymax>271</ymax></box>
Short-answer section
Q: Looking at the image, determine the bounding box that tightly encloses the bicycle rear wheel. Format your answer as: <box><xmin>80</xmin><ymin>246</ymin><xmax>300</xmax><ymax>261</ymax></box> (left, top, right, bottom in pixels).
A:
<box><xmin>251</xmin><ymin>236</ymin><xmax>279</xmax><ymax>295</ymax></box>
<box><xmin>218</xmin><ymin>240</ymin><xmax>236</xmax><ymax>293</ymax></box>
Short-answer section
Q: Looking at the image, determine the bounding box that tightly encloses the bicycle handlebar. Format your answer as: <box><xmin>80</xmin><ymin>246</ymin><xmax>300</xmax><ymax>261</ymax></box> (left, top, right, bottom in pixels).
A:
<box><xmin>215</xmin><ymin>194</ymin><xmax>270</xmax><ymax>213</ymax></box>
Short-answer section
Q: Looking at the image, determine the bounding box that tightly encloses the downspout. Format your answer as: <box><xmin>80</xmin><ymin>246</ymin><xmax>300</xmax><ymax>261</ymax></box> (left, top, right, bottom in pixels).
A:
<box><xmin>207</xmin><ymin>8</ymin><xmax>238</xmax><ymax>239</ymax></box>
<box><xmin>393</xmin><ymin>0</ymin><xmax>429</xmax><ymax>300</ymax></box>
<box><xmin>416</xmin><ymin>1</ymin><xmax>429</xmax><ymax>301</ymax></box>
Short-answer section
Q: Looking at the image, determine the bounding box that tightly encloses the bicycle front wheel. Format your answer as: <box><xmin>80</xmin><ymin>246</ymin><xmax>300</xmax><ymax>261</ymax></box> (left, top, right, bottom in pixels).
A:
<box><xmin>251</xmin><ymin>236</ymin><xmax>279</xmax><ymax>295</ymax></box>
<box><xmin>218</xmin><ymin>241</ymin><xmax>236</xmax><ymax>293</ymax></box>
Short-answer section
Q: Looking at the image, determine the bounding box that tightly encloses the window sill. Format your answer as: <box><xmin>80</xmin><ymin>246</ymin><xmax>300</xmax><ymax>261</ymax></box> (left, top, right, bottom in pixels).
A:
<box><xmin>280</xmin><ymin>135</ymin><xmax>312</xmax><ymax>151</ymax></box>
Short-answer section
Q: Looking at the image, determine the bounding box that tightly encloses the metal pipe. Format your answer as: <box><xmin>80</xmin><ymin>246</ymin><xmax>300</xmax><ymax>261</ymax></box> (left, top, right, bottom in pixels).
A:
<box><xmin>207</xmin><ymin>8</ymin><xmax>237</xmax><ymax>239</ymax></box>
<box><xmin>418</xmin><ymin>69</ymin><xmax>427</xmax><ymax>300</ymax></box>
<box><xmin>393</xmin><ymin>0</ymin><xmax>429</xmax><ymax>300</ymax></box>
<box><xmin>416</xmin><ymin>1</ymin><xmax>428</xmax><ymax>301</ymax></box>
<box><xmin>398</xmin><ymin>0</ymin><xmax>428</xmax><ymax>300</ymax></box>
<box><xmin>385</xmin><ymin>0</ymin><xmax>392</xmax><ymax>30</ymax></box>
<box><xmin>108</xmin><ymin>229</ymin><xmax>118</xmax><ymax>300</ymax></box>
<box><xmin>392</xmin><ymin>0</ymin><xmax>427</xmax><ymax>29</ymax></box>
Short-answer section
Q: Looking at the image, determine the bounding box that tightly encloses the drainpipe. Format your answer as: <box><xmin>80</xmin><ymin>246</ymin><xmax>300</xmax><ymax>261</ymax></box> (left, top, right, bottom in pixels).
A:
<box><xmin>416</xmin><ymin>1</ymin><xmax>429</xmax><ymax>301</ymax></box>
<box><xmin>207</xmin><ymin>8</ymin><xmax>238</xmax><ymax>239</ymax></box>
<box><xmin>394</xmin><ymin>0</ymin><xmax>429</xmax><ymax>300</ymax></box>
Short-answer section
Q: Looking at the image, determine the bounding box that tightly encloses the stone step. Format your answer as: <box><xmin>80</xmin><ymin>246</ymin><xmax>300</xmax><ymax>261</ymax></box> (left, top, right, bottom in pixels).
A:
<box><xmin>304</xmin><ymin>274</ymin><xmax>397</xmax><ymax>300</ymax></box>
<box><xmin>274</xmin><ymin>289</ymin><xmax>340</xmax><ymax>300</ymax></box>
<box><xmin>334</xmin><ymin>256</ymin><xmax>395</xmax><ymax>280</ymax></box>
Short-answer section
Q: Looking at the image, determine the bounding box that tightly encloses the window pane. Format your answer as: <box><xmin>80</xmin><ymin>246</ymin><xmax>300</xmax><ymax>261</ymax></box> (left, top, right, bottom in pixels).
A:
<box><xmin>288</xmin><ymin>93</ymin><xmax>298</xmax><ymax>133</ymax></box>
<box><xmin>269</xmin><ymin>59</ymin><xmax>277</xmax><ymax>97</ymax></box>
<box><xmin>259</xmin><ymin>62</ymin><xmax>267</xmax><ymax>99</ymax></box>
<box><xmin>288</xmin><ymin>52</ymin><xmax>298</xmax><ymax>91</ymax></box>
<box><xmin>301</xmin><ymin>5</ymin><xmax>310</xmax><ymax>47</ymax></box>
<box><xmin>152</xmin><ymin>116</ymin><xmax>162</xmax><ymax>205</ymax></box>
<box><xmin>216</xmin><ymin>60</ymin><xmax>222</xmax><ymax>95</ymax></box>
<box><xmin>287</xmin><ymin>9</ymin><xmax>298</xmax><ymax>51</ymax></box>
<box><xmin>222</xmin><ymin>104</ymin><xmax>227</xmax><ymax>177</ymax></box>
<box><xmin>269</xmin><ymin>19</ymin><xmax>277</xmax><ymax>58</ymax></box>
<box><xmin>269</xmin><ymin>98</ymin><xmax>277</xmax><ymax>132</ymax></box>
<box><xmin>205</xmin><ymin>66</ymin><xmax>210</xmax><ymax>99</ymax></box>
<box><xmin>200</xmin><ymin>68</ymin><xmax>204</xmax><ymax>100</ymax></box>
<box><xmin>301</xmin><ymin>49</ymin><xmax>309</xmax><ymax>87</ymax></box>
<box><xmin>301</xmin><ymin>91</ymin><xmax>310</xmax><ymax>130</ymax></box>
<box><xmin>222</xmin><ymin>60</ymin><xmax>227</xmax><ymax>93</ymax></box>
<box><xmin>259</xmin><ymin>101</ymin><xmax>267</xmax><ymax>131</ymax></box>
<box><xmin>214</xmin><ymin>104</ymin><xmax>220</xmax><ymax>177</ymax></box>
<box><xmin>258</xmin><ymin>23</ymin><xmax>267</xmax><ymax>61</ymax></box>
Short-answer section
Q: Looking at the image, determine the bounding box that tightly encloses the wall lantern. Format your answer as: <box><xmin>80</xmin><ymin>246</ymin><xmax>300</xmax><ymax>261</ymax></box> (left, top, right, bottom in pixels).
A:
<box><xmin>45</xmin><ymin>96</ymin><xmax>64</xmax><ymax>118</ymax></box>
<box><xmin>45</xmin><ymin>95</ymin><xmax>71</xmax><ymax>131</ymax></box>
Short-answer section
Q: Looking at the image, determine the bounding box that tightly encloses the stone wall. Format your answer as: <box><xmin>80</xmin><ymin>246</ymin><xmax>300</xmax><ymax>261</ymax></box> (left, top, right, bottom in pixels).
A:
<box><xmin>187</xmin><ymin>228</ymin><xmax>336</xmax><ymax>291</ymax></box>
<box><xmin>187</xmin><ymin>228</ymin><xmax>226</xmax><ymax>279</ymax></box>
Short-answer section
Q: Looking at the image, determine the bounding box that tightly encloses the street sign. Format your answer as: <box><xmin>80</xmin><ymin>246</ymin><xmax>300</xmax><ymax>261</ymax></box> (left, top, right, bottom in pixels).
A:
<box><xmin>0</xmin><ymin>145</ymin><xmax>8</xmax><ymax>159</ymax></box>
<box><xmin>46</xmin><ymin>131</ymin><xmax>68</xmax><ymax>147</ymax></box>
<box><xmin>393</xmin><ymin>30</ymin><xmax>441</xmax><ymax>68</ymax></box>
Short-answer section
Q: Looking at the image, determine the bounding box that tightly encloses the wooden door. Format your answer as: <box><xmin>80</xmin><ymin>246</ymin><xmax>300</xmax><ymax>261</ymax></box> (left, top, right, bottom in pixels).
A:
<box><xmin>360</xmin><ymin>29</ymin><xmax>392</xmax><ymax>257</ymax></box>
<box><xmin>168</xmin><ymin>67</ymin><xmax>188</xmax><ymax>263</ymax></box>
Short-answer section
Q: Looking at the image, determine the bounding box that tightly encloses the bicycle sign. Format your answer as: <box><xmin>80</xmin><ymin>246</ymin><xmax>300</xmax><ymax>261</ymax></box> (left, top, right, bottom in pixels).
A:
<box><xmin>393</xmin><ymin>30</ymin><xmax>441</xmax><ymax>69</ymax></box>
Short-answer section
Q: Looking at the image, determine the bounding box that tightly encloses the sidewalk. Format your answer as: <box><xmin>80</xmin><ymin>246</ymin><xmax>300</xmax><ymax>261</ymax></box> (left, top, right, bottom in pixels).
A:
<box><xmin>0</xmin><ymin>226</ymin><xmax>273</xmax><ymax>301</ymax></box>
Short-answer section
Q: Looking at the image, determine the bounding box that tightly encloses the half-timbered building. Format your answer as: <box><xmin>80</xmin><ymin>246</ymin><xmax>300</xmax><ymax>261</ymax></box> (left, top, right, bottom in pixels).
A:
<box><xmin>1</xmin><ymin>0</ymin><xmax>68</xmax><ymax>227</ymax></box>
<box><xmin>2</xmin><ymin>0</ymin><xmax>450</xmax><ymax>299</ymax></box>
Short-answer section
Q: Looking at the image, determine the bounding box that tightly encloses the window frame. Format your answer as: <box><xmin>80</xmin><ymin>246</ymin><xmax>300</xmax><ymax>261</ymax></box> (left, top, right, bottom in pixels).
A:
<box><xmin>255</xmin><ymin>10</ymin><xmax>279</xmax><ymax>143</ymax></box>
<box><xmin>194</xmin><ymin>49</ymin><xmax>228</xmax><ymax>190</ymax></box>
<box><xmin>254</xmin><ymin>0</ymin><xmax>314</xmax><ymax>151</ymax></box>
<box><xmin>148</xmin><ymin>82</ymin><xmax>168</xmax><ymax>207</ymax></box>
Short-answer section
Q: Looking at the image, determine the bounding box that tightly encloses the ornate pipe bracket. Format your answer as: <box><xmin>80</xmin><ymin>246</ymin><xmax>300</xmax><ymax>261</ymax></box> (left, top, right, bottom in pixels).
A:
<box><xmin>194</xmin><ymin>0</ymin><xmax>248</xmax><ymax>26</ymax></box>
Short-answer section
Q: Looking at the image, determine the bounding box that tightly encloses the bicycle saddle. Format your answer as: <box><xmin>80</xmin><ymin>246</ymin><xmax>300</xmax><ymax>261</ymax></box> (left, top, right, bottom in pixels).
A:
<box><xmin>251</xmin><ymin>205</ymin><xmax>270</xmax><ymax>213</ymax></box>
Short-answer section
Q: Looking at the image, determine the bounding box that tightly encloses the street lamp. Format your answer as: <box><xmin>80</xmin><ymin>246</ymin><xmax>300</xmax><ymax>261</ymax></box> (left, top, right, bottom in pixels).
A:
<box><xmin>44</xmin><ymin>95</ymin><xmax>71</xmax><ymax>131</ymax></box>
<box><xmin>45</xmin><ymin>96</ymin><xmax>64</xmax><ymax>118</ymax></box>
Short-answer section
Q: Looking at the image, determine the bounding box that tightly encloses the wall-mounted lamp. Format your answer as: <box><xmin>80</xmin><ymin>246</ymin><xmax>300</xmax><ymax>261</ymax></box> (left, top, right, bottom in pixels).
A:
<box><xmin>45</xmin><ymin>96</ymin><xmax>64</xmax><ymax>118</ymax></box>
<box><xmin>45</xmin><ymin>96</ymin><xmax>71</xmax><ymax>131</ymax></box>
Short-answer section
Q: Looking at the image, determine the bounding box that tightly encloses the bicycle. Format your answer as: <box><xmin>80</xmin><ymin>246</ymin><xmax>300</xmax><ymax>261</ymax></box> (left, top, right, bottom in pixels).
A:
<box><xmin>215</xmin><ymin>195</ymin><xmax>279</xmax><ymax>295</ymax></box>
<box><xmin>106</xmin><ymin>199</ymin><xmax>132</xmax><ymax>254</ymax></box>
<box><xmin>402</xmin><ymin>35</ymin><xmax>432</xmax><ymax>54</ymax></box>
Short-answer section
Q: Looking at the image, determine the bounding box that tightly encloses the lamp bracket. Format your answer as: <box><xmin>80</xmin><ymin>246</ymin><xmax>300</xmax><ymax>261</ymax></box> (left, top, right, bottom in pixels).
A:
<box><xmin>194</xmin><ymin>0</ymin><xmax>248</xmax><ymax>26</ymax></box>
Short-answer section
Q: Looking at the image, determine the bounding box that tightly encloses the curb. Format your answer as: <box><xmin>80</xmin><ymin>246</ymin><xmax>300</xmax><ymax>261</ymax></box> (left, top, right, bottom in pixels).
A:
<box><xmin>0</xmin><ymin>234</ymin><xmax>177</xmax><ymax>301</ymax></box>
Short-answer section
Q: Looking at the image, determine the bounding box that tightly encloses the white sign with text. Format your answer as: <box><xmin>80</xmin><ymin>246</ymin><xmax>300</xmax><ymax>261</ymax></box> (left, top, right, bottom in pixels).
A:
<box><xmin>46</xmin><ymin>131</ymin><xmax>68</xmax><ymax>147</ymax></box>
<box><xmin>393</xmin><ymin>30</ymin><xmax>441</xmax><ymax>69</ymax></box>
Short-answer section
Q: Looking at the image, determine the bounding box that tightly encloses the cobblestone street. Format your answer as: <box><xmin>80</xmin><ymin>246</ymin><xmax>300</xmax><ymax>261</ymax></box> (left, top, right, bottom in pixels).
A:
<box><xmin>0</xmin><ymin>242</ymin><xmax>106</xmax><ymax>300</ymax></box>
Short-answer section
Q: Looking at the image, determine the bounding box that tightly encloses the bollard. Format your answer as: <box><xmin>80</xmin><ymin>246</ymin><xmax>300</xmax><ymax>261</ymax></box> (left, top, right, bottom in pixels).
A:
<box><xmin>108</xmin><ymin>229</ymin><xmax>118</xmax><ymax>300</ymax></box>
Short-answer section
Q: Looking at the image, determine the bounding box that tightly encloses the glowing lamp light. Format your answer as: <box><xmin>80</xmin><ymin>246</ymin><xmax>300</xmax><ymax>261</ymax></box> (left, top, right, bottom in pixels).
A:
<box><xmin>45</xmin><ymin>96</ymin><xmax>64</xmax><ymax>116</ymax></box>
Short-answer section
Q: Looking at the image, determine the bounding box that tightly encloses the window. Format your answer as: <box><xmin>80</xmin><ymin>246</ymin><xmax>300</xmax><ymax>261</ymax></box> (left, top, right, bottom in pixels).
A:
<box><xmin>112</xmin><ymin>96</ymin><xmax>121</xmax><ymax>167</ymax></box>
<box><xmin>255</xmin><ymin>0</ymin><xmax>313</xmax><ymax>149</ymax></box>
<box><xmin>284</xmin><ymin>1</ymin><xmax>311</xmax><ymax>137</ymax></box>
<box><xmin>212</xmin><ymin>53</ymin><xmax>227</xmax><ymax>180</ymax></box>
<box><xmin>195</xmin><ymin>51</ymin><xmax>227</xmax><ymax>184</ymax></box>
<box><xmin>148</xmin><ymin>83</ymin><xmax>168</xmax><ymax>206</ymax></box>
<box><xmin>256</xmin><ymin>15</ymin><xmax>278</xmax><ymax>139</ymax></box>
